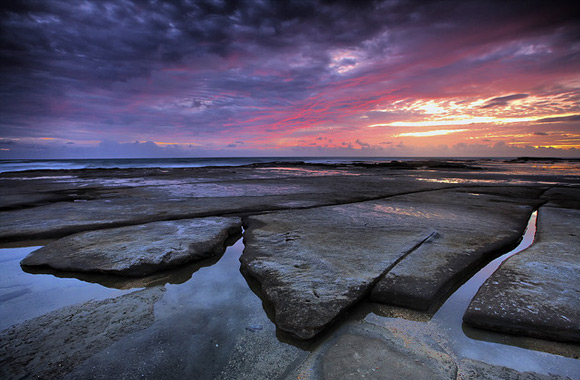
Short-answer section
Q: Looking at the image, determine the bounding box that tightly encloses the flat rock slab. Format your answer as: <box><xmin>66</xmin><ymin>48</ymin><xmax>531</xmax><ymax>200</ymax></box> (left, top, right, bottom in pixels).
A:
<box><xmin>322</xmin><ymin>332</ymin><xmax>456</xmax><ymax>380</ymax></box>
<box><xmin>370</xmin><ymin>187</ymin><xmax>540</xmax><ymax>311</ymax></box>
<box><xmin>464</xmin><ymin>206</ymin><xmax>580</xmax><ymax>343</ymax></box>
<box><xmin>0</xmin><ymin>287</ymin><xmax>164</xmax><ymax>380</ymax></box>
<box><xmin>241</xmin><ymin>204</ymin><xmax>433</xmax><ymax>339</ymax></box>
<box><xmin>293</xmin><ymin>322</ymin><xmax>456</xmax><ymax>380</ymax></box>
<box><xmin>21</xmin><ymin>217</ymin><xmax>242</xmax><ymax>276</ymax></box>
<box><xmin>241</xmin><ymin>188</ymin><xmax>536</xmax><ymax>339</ymax></box>
<box><xmin>457</xmin><ymin>358</ymin><xmax>575</xmax><ymax>380</ymax></box>
<box><xmin>0</xmin><ymin>168</ymin><xmax>441</xmax><ymax>242</ymax></box>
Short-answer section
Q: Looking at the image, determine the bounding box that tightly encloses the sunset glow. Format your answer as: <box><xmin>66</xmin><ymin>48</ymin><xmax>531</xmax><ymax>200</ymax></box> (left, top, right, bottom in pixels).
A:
<box><xmin>1</xmin><ymin>1</ymin><xmax>579</xmax><ymax>158</ymax></box>
<box><xmin>394</xmin><ymin>130</ymin><xmax>469</xmax><ymax>138</ymax></box>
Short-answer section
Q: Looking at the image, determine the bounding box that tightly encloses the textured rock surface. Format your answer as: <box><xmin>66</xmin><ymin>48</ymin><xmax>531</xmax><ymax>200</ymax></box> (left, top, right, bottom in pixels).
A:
<box><xmin>1</xmin><ymin>162</ymin><xmax>575</xmax><ymax>243</ymax></box>
<box><xmin>1</xmin><ymin>161</ymin><xmax>579</xmax><ymax>378</ymax></box>
<box><xmin>241</xmin><ymin>188</ymin><xmax>537</xmax><ymax>338</ymax></box>
<box><xmin>21</xmin><ymin>217</ymin><xmax>242</xmax><ymax>276</ymax></box>
<box><xmin>464</xmin><ymin>206</ymin><xmax>580</xmax><ymax>343</ymax></box>
<box><xmin>370</xmin><ymin>187</ymin><xmax>542</xmax><ymax>311</ymax></box>
<box><xmin>0</xmin><ymin>287</ymin><xmax>164</xmax><ymax>380</ymax></box>
<box><xmin>292</xmin><ymin>322</ymin><xmax>457</xmax><ymax>380</ymax></box>
<box><xmin>0</xmin><ymin>165</ymin><xmax>441</xmax><ymax>242</ymax></box>
<box><xmin>322</xmin><ymin>332</ymin><xmax>456</xmax><ymax>380</ymax></box>
<box><xmin>241</xmin><ymin>202</ymin><xmax>432</xmax><ymax>339</ymax></box>
<box><xmin>457</xmin><ymin>358</ymin><xmax>575</xmax><ymax>380</ymax></box>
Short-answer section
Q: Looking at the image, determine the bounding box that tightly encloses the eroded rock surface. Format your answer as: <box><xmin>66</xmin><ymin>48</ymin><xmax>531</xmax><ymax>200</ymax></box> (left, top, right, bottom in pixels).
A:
<box><xmin>0</xmin><ymin>165</ymin><xmax>442</xmax><ymax>242</ymax></box>
<box><xmin>322</xmin><ymin>332</ymin><xmax>456</xmax><ymax>380</ymax></box>
<box><xmin>370</xmin><ymin>187</ymin><xmax>542</xmax><ymax>311</ymax></box>
<box><xmin>457</xmin><ymin>358</ymin><xmax>575</xmax><ymax>380</ymax></box>
<box><xmin>464</xmin><ymin>206</ymin><xmax>580</xmax><ymax>343</ymax></box>
<box><xmin>0</xmin><ymin>287</ymin><xmax>164</xmax><ymax>380</ymax></box>
<box><xmin>241</xmin><ymin>203</ymin><xmax>431</xmax><ymax>339</ymax></box>
<box><xmin>21</xmin><ymin>217</ymin><xmax>242</xmax><ymax>276</ymax></box>
<box><xmin>0</xmin><ymin>161</ymin><xmax>579</xmax><ymax>377</ymax></box>
<box><xmin>292</xmin><ymin>322</ymin><xmax>457</xmax><ymax>380</ymax></box>
<box><xmin>241</xmin><ymin>188</ymin><xmax>539</xmax><ymax>338</ymax></box>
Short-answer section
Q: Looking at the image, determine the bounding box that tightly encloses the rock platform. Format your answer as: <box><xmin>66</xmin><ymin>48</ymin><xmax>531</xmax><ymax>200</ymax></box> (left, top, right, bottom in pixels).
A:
<box><xmin>21</xmin><ymin>217</ymin><xmax>242</xmax><ymax>276</ymax></box>
<box><xmin>241</xmin><ymin>188</ymin><xmax>541</xmax><ymax>338</ymax></box>
<box><xmin>464</xmin><ymin>206</ymin><xmax>580</xmax><ymax>343</ymax></box>
<box><xmin>1</xmin><ymin>159</ymin><xmax>579</xmax><ymax>379</ymax></box>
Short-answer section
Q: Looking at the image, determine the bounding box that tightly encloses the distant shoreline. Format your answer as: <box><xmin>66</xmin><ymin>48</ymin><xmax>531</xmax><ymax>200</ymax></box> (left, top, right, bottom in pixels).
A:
<box><xmin>1</xmin><ymin>156</ymin><xmax>579</xmax><ymax>174</ymax></box>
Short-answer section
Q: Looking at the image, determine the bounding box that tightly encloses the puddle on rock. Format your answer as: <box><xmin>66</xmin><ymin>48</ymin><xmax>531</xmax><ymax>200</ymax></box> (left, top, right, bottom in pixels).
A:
<box><xmin>0</xmin><ymin>238</ymin><xmax>308</xmax><ymax>379</ymax></box>
<box><xmin>364</xmin><ymin>210</ymin><xmax>580</xmax><ymax>378</ymax></box>
<box><xmin>2</xmin><ymin>218</ymin><xmax>579</xmax><ymax>378</ymax></box>
<box><xmin>0</xmin><ymin>246</ymin><xmax>136</xmax><ymax>330</ymax></box>
<box><xmin>430</xmin><ymin>210</ymin><xmax>579</xmax><ymax>376</ymax></box>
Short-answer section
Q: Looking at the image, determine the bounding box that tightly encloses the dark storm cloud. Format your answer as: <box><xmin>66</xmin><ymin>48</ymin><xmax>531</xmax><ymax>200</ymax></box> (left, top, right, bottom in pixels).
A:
<box><xmin>481</xmin><ymin>94</ymin><xmax>529</xmax><ymax>109</ymax></box>
<box><xmin>1</xmin><ymin>0</ymin><xmax>381</xmax><ymax>81</ymax></box>
<box><xmin>0</xmin><ymin>0</ymin><xmax>388</xmax><ymax>134</ymax></box>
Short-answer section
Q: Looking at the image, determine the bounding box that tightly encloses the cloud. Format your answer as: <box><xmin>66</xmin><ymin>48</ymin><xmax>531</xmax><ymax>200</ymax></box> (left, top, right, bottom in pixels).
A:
<box><xmin>0</xmin><ymin>139</ymin><xmax>199</xmax><ymax>159</ymax></box>
<box><xmin>538</xmin><ymin>114</ymin><xmax>580</xmax><ymax>123</ymax></box>
<box><xmin>534</xmin><ymin>131</ymin><xmax>549</xmax><ymax>135</ymax></box>
<box><xmin>481</xmin><ymin>94</ymin><xmax>529</xmax><ymax>109</ymax></box>
<box><xmin>277</xmin><ymin>140</ymin><xmax>580</xmax><ymax>159</ymax></box>
<box><xmin>1</xmin><ymin>1</ymin><xmax>579</xmax><ymax>157</ymax></box>
<box><xmin>395</xmin><ymin>129</ymin><xmax>468</xmax><ymax>137</ymax></box>
<box><xmin>355</xmin><ymin>139</ymin><xmax>371</xmax><ymax>149</ymax></box>
<box><xmin>226</xmin><ymin>140</ymin><xmax>245</xmax><ymax>148</ymax></box>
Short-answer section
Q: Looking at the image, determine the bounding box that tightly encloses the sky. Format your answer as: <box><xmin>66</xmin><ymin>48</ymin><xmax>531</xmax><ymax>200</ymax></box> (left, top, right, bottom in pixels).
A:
<box><xmin>1</xmin><ymin>0</ymin><xmax>579</xmax><ymax>159</ymax></box>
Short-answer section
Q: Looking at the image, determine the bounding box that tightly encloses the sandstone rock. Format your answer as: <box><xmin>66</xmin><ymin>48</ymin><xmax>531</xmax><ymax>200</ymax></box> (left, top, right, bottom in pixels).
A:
<box><xmin>241</xmin><ymin>188</ymin><xmax>537</xmax><ymax>338</ymax></box>
<box><xmin>322</xmin><ymin>332</ymin><xmax>456</xmax><ymax>380</ymax></box>
<box><xmin>59</xmin><ymin>239</ymin><xmax>305</xmax><ymax>380</ymax></box>
<box><xmin>21</xmin><ymin>217</ymin><xmax>242</xmax><ymax>276</ymax></box>
<box><xmin>0</xmin><ymin>165</ymin><xmax>441</xmax><ymax>242</ymax></box>
<box><xmin>241</xmin><ymin>203</ymin><xmax>433</xmax><ymax>339</ymax></box>
<box><xmin>541</xmin><ymin>186</ymin><xmax>580</xmax><ymax>209</ymax></box>
<box><xmin>457</xmin><ymin>358</ymin><xmax>575</xmax><ymax>380</ymax></box>
<box><xmin>370</xmin><ymin>188</ymin><xmax>539</xmax><ymax>311</ymax></box>
<box><xmin>464</xmin><ymin>206</ymin><xmax>580</xmax><ymax>343</ymax></box>
<box><xmin>0</xmin><ymin>287</ymin><xmax>164</xmax><ymax>380</ymax></box>
<box><xmin>292</xmin><ymin>322</ymin><xmax>457</xmax><ymax>380</ymax></box>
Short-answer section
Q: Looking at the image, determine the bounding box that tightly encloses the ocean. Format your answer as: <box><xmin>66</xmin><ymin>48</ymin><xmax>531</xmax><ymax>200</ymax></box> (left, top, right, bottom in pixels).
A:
<box><xmin>0</xmin><ymin>157</ymin><xmax>431</xmax><ymax>173</ymax></box>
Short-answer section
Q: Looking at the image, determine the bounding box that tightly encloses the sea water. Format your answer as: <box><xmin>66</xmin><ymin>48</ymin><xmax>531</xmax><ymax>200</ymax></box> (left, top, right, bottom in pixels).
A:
<box><xmin>0</xmin><ymin>156</ymin><xmax>454</xmax><ymax>173</ymax></box>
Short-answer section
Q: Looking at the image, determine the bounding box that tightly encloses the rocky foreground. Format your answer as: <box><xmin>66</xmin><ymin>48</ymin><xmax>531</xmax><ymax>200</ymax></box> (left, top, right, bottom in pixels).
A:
<box><xmin>1</xmin><ymin>159</ymin><xmax>579</xmax><ymax>379</ymax></box>
<box><xmin>21</xmin><ymin>217</ymin><xmax>242</xmax><ymax>276</ymax></box>
<box><xmin>464</xmin><ymin>204</ymin><xmax>580</xmax><ymax>342</ymax></box>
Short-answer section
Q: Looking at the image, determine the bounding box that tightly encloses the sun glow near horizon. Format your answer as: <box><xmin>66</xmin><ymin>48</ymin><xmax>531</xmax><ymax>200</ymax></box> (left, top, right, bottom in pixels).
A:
<box><xmin>358</xmin><ymin>93</ymin><xmax>580</xmax><ymax>152</ymax></box>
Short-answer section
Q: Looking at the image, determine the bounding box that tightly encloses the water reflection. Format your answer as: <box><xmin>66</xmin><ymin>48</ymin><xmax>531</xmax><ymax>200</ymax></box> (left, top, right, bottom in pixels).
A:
<box><xmin>362</xmin><ymin>210</ymin><xmax>579</xmax><ymax>377</ymax></box>
<box><xmin>21</xmin><ymin>252</ymin><xmax>224</xmax><ymax>290</ymax></box>
<box><xmin>461</xmin><ymin>322</ymin><xmax>580</xmax><ymax>359</ymax></box>
<box><xmin>1</xmin><ymin>238</ymin><xmax>309</xmax><ymax>379</ymax></box>
<box><xmin>20</xmin><ymin>233</ymin><xmax>242</xmax><ymax>290</ymax></box>
<box><xmin>62</xmin><ymin>238</ymin><xmax>308</xmax><ymax>379</ymax></box>
<box><xmin>372</xmin><ymin>204</ymin><xmax>442</xmax><ymax>219</ymax></box>
<box><xmin>3</xmin><ymin>212</ymin><xmax>579</xmax><ymax>378</ymax></box>
<box><xmin>0</xmin><ymin>246</ymin><xmax>135</xmax><ymax>330</ymax></box>
<box><xmin>255</xmin><ymin>166</ymin><xmax>360</xmax><ymax>177</ymax></box>
<box><xmin>416</xmin><ymin>177</ymin><xmax>505</xmax><ymax>184</ymax></box>
<box><xmin>429</xmin><ymin>210</ymin><xmax>580</xmax><ymax>373</ymax></box>
<box><xmin>432</xmin><ymin>211</ymin><xmax>537</xmax><ymax>326</ymax></box>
